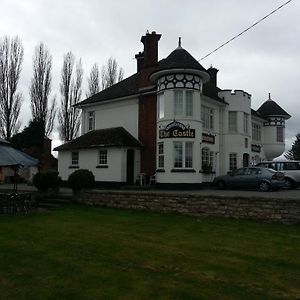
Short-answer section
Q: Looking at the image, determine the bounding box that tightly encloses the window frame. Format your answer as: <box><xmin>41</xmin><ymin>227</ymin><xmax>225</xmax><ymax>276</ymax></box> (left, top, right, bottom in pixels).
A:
<box><xmin>243</xmin><ymin>113</ymin><xmax>249</xmax><ymax>134</ymax></box>
<box><xmin>98</xmin><ymin>149</ymin><xmax>108</xmax><ymax>166</ymax></box>
<box><xmin>229</xmin><ymin>153</ymin><xmax>237</xmax><ymax>171</ymax></box>
<box><xmin>201</xmin><ymin>105</ymin><xmax>214</xmax><ymax>130</ymax></box>
<box><xmin>174</xmin><ymin>90</ymin><xmax>194</xmax><ymax>117</ymax></box>
<box><xmin>173</xmin><ymin>141</ymin><xmax>193</xmax><ymax>169</ymax></box>
<box><xmin>71</xmin><ymin>151</ymin><xmax>79</xmax><ymax>166</ymax></box>
<box><xmin>158</xmin><ymin>142</ymin><xmax>164</xmax><ymax>169</ymax></box>
<box><xmin>276</xmin><ymin>127</ymin><xmax>284</xmax><ymax>143</ymax></box>
<box><xmin>158</xmin><ymin>92</ymin><xmax>165</xmax><ymax>119</ymax></box>
<box><xmin>87</xmin><ymin>111</ymin><xmax>95</xmax><ymax>131</ymax></box>
<box><xmin>201</xmin><ymin>147</ymin><xmax>214</xmax><ymax>172</ymax></box>
<box><xmin>252</xmin><ymin>123</ymin><xmax>262</xmax><ymax>141</ymax></box>
<box><xmin>228</xmin><ymin>111</ymin><xmax>237</xmax><ymax>133</ymax></box>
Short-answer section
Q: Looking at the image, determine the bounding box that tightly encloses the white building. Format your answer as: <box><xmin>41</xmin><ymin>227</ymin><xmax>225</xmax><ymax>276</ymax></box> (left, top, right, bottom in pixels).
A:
<box><xmin>55</xmin><ymin>32</ymin><xmax>291</xmax><ymax>188</ymax></box>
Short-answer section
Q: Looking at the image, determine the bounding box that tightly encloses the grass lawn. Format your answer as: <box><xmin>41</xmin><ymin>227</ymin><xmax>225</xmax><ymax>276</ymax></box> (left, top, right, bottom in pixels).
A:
<box><xmin>0</xmin><ymin>205</ymin><xmax>299</xmax><ymax>300</ymax></box>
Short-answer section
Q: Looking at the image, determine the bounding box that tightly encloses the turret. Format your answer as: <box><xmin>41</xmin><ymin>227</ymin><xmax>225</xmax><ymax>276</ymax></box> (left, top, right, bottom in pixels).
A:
<box><xmin>257</xmin><ymin>93</ymin><xmax>291</xmax><ymax>160</ymax></box>
<box><xmin>149</xmin><ymin>38</ymin><xmax>210</xmax><ymax>187</ymax></box>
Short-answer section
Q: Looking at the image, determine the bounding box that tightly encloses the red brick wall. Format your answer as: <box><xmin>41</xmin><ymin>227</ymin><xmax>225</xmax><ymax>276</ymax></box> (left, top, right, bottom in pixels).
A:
<box><xmin>138</xmin><ymin>93</ymin><xmax>157</xmax><ymax>176</ymax></box>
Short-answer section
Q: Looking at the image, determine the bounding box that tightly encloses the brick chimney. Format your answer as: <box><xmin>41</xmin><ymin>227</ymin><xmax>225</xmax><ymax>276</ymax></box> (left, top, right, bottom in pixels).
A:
<box><xmin>139</xmin><ymin>31</ymin><xmax>161</xmax><ymax>69</ymax></box>
<box><xmin>207</xmin><ymin>66</ymin><xmax>219</xmax><ymax>86</ymax></box>
<box><xmin>135</xmin><ymin>51</ymin><xmax>145</xmax><ymax>72</ymax></box>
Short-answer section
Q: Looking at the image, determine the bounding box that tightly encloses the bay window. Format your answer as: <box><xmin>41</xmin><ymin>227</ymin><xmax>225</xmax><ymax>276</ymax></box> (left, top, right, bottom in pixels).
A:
<box><xmin>173</xmin><ymin>141</ymin><xmax>193</xmax><ymax>169</ymax></box>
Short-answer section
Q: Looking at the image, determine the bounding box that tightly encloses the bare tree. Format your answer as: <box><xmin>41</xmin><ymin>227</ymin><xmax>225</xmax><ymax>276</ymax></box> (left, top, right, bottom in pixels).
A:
<box><xmin>30</xmin><ymin>42</ymin><xmax>56</xmax><ymax>137</ymax></box>
<box><xmin>58</xmin><ymin>52</ymin><xmax>83</xmax><ymax>142</ymax></box>
<box><xmin>86</xmin><ymin>63</ymin><xmax>100</xmax><ymax>98</ymax></box>
<box><xmin>0</xmin><ymin>36</ymin><xmax>23</xmax><ymax>140</ymax></box>
<box><xmin>101</xmin><ymin>57</ymin><xmax>124</xmax><ymax>90</ymax></box>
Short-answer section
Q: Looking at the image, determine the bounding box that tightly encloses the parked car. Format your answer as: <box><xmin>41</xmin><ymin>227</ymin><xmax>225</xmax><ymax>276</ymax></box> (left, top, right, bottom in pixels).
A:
<box><xmin>213</xmin><ymin>167</ymin><xmax>285</xmax><ymax>191</ymax></box>
<box><xmin>256</xmin><ymin>161</ymin><xmax>300</xmax><ymax>189</ymax></box>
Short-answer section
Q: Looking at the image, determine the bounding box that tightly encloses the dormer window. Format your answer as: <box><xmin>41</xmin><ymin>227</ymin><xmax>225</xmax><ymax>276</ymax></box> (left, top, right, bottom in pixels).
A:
<box><xmin>88</xmin><ymin>111</ymin><xmax>95</xmax><ymax>131</ymax></box>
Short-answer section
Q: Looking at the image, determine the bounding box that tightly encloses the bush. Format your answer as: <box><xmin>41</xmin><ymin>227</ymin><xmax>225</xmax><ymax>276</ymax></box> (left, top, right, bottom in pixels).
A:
<box><xmin>32</xmin><ymin>171</ymin><xmax>61</xmax><ymax>192</ymax></box>
<box><xmin>68</xmin><ymin>169</ymin><xmax>95</xmax><ymax>192</ymax></box>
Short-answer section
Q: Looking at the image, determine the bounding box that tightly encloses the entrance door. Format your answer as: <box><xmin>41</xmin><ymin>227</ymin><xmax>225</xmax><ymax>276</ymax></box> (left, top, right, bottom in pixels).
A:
<box><xmin>243</xmin><ymin>153</ymin><xmax>249</xmax><ymax>167</ymax></box>
<box><xmin>126</xmin><ymin>149</ymin><xmax>134</xmax><ymax>184</ymax></box>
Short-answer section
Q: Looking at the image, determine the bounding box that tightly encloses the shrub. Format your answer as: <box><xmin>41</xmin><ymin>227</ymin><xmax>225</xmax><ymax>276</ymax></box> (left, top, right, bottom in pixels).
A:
<box><xmin>32</xmin><ymin>171</ymin><xmax>61</xmax><ymax>192</ymax></box>
<box><xmin>68</xmin><ymin>169</ymin><xmax>95</xmax><ymax>192</ymax></box>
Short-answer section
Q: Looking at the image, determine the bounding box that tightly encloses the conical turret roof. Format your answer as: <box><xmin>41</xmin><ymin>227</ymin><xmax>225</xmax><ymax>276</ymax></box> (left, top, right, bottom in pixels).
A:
<box><xmin>257</xmin><ymin>94</ymin><xmax>291</xmax><ymax>119</ymax></box>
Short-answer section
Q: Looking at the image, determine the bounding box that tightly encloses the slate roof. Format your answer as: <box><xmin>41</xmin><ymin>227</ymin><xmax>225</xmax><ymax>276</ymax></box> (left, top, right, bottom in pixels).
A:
<box><xmin>257</xmin><ymin>100</ymin><xmax>291</xmax><ymax>119</ymax></box>
<box><xmin>54</xmin><ymin>127</ymin><xmax>143</xmax><ymax>151</ymax></box>
<box><xmin>77</xmin><ymin>73</ymin><xmax>140</xmax><ymax>107</ymax></box>
<box><xmin>251</xmin><ymin>109</ymin><xmax>264</xmax><ymax>119</ymax></box>
<box><xmin>154</xmin><ymin>47</ymin><xmax>208</xmax><ymax>73</ymax></box>
<box><xmin>77</xmin><ymin>47</ymin><xmax>213</xmax><ymax>107</ymax></box>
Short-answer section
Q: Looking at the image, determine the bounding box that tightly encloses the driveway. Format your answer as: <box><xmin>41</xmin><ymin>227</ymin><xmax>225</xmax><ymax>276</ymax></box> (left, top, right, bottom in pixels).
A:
<box><xmin>0</xmin><ymin>184</ymin><xmax>299</xmax><ymax>200</ymax></box>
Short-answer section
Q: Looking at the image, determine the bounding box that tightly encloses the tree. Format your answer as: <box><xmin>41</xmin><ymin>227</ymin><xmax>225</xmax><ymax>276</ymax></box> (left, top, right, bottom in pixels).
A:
<box><xmin>285</xmin><ymin>134</ymin><xmax>300</xmax><ymax>160</ymax></box>
<box><xmin>58</xmin><ymin>52</ymin><xmax>83</xmax><ymax>142</ymax></box>
<box><xmin>10</xmin><ymin>119</ymin><xmax>44</xmax><ymax>151</ymax></box>
<box><xmin>30</xmin><ymin>42</ymin><xmax>56</xmax><ymax>137</ymax></box>
<box><xmin>86</xmin><ymin>63</ymin><xmax>100</xmax><ymax>98</ymax></box>
<box><xmin>0</xmin><ymin>36</ymin><xmax>24</xmax><ymax>140</ymax></box>
<box><xmin>101</xmin><ymin>57</ymin><xmax>124</xmax><ymax>90</ymax></box>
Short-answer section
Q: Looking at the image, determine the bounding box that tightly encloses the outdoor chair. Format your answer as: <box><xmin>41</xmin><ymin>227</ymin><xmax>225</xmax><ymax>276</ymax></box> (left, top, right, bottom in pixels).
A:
<box><xmin>149</xmin><ymin>174</ymin><xmax>156</xmax><ymax>185</ymax></box>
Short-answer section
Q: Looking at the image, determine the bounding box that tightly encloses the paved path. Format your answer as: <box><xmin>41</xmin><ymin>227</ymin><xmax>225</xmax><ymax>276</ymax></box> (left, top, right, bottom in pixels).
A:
<box><xmin>0</xmin><ymin>184</ymin><xmax>299</xmax><ymax>200</ymax></box>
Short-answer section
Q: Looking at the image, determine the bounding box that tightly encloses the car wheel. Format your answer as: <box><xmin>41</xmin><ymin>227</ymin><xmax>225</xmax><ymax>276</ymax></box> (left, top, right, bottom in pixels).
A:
<box><xmin>285</xmin><ymin>178</ymin><xmax>296</xmax><ymax>189</ymax></box>
<box><xmin>259</xmin><ymin>181</ymin><xmax>270</xmax><ymax>192</ymax></box>
<box><xmin>216</xmin><ymin>180</ymin><xmax>226</xmax><ymax>189</ymax></box>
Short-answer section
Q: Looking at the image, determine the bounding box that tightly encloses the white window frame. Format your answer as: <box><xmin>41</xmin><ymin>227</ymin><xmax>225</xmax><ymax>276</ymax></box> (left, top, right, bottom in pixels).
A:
<box><xmin>201</xmin><ymin>105</ymin><xmax>214</xmax><ymax>130</ymax></box>
<box><xmin>174</xmin><ymin>90</ymin><xmax>193</xmax><ymax>117</ymax></box>
<box><xmin>243</xmin><ymin>113</ymin><xmax>249</xmax><ymax>134</ymax></box>
<box><xmin>276</xmin><ymin>127</ymin><xmax>284</xmax><ymax>142</ymax></box>
<box><xmin>173</xmin><ymin>141</ymin><xmax>193</xmax><ymax>169</ymax></box>
<box><xmin>228</xmin><ymin>111</ymin><xmax>237</xmax><ymax>132</ymax></box>
<box><xmin>71</xmin><ymin>151</ymin><xmax>79</xmax><ymax>166</ymax></box>
<box><xmin>252</xmin><ymin>123</ymin><xmax>262</xmax><ymax>141</ymax></box>
<box><xmin>158</xmin><ymin>142</ymin><xmax>164</xmax><ymax>169</ymax></box>
<box><xmin>88</xmin><ymin>111</ymin><xmax>95</xmax><ymax>131</ymax></box>
<box><xmin>158</xmin><ymin>93</ymin><xmax>165</xmax><ymax>119</ymax></box>
<box><xmin>229</xmin><ymin>153</ymin><xmax>237</xmax><ymax>171</ymax></box>
<box><xmin>201</xmin><ymin>147</ymin><xmax>214</xmax><ymax>171</ymax></box>
<box><xmin>98</xmin><ymin>149</ymin><xmax>108</xmax><ymax>166</ymax></box>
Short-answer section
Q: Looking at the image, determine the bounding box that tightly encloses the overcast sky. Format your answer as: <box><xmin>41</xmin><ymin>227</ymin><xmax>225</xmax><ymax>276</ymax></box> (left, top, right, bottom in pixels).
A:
<box><xmin>0</xmin><ymin>0</ymin><xmax>299</xmax><ymax>152</ymax></box>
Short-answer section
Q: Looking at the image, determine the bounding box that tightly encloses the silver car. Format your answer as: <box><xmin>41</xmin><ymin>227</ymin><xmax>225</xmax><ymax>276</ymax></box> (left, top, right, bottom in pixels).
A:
<box><xmin>214</xmin><ymin>167</ymin><xmax>285</xmax><ymax>191</ymax></box>
<box><xmin>256</xmin><ymin>161</ymin><xmax>300</xmax><ymax>189</ymax></box>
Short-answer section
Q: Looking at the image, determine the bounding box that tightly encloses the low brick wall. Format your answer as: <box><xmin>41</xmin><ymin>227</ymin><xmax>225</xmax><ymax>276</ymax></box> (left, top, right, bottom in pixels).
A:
<box><xmin>75</xmin><ymin>191</ymin><xmax>300</xmax><ymax>224</ymax></box>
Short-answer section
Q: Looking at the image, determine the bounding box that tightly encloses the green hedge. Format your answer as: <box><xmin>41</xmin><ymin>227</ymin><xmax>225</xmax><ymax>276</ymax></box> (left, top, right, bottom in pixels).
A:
<box><xmin>32</xmin><ymin>171</ymin><xmax>61</xmax><ymax>192</ymax></box>
<box><xmin>68</xmin><ymin>169</ymin><xmax>95</xmax><ymax>192</ymax></box>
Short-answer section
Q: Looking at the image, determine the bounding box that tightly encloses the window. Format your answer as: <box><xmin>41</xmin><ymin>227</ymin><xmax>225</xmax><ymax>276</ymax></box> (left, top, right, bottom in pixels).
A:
<box><xmin>158</xmin><ymin>93</ymin><xmax>164</xmax><ymax>119</ymax></box>
<box><xmin>185</xmin><ymin>142</ymin><xmax>193</xmax><ymax>168</ymax></box>
<box><xmin>173</xmin><ymin>141</ymin><xmax>193</xmax><ymax>168</ymax></box>
<box><xmin>252</xmin><ymin>123</ymin><xmax>261</xmax><ymax>141</ymax></box>
<box><xmin>174</xmin><ymin>91</ymin><xmax>183</xmax><ymax>116</ymax></box>
<box><xmin>229</xmin><ymin>153</ymin><xmax>237</xmax><ymax>170</ymax></box>
<box><xmin>158</xmin><ymin>143</ymin><xmax>164</xmax><ymax>168</ymax></box>
<box><xmin>71</xmin><ymin>152</ymin><xmax>79</xmax><ymax>166</ymax></box>
<box><xmin>174</xmin><ymin>90</ymin><xmax>193</xmax><ymax>117</ymax></box>
<box><xmin>98</xmin><ymin>150</ymin><xmax>108</xmax><ymax>165</ymax></box>
<box><xmin>88</xmin><ymin>111</ymin><xmax>95</xmax><ymax>131</ymax></box>
<box><xmin>245</xmin><ymin>138</ymin><xmax>248</xmax><ymax>148</ymax></box>
<box><xmin>174</xmin><ymin>142</ymin><xmax>183</xmax><ymax>168</ymax></box>
<box><xmin>202</xmin><ymin>147</ymin><xmax>214</xmax><ymax>171</ymax></box>
<box><xmin>185</xmin><ymin>91</ymin><xmax>193</xmax><ymax>117</ymax></box>
<box><xmin>228</xmin><ymin>111</ymin><xmax>237</xmax><ymax>132</ymax></box>
<box><xmin>243</xmin><ymin>113</ymin><xmax>249</xmax><ymax>134</ymax></box>
<box><xmin>201</xmin><ymin>106</ymin><xmax>214</xmax><ymax>129</ymax></box>
<box><xmin>277</xmin><ymin>127</ymin><xmax>284</xmax><ymax>142</ymax></box>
